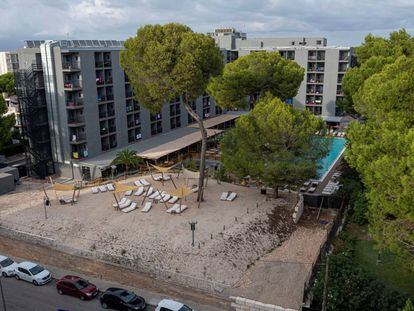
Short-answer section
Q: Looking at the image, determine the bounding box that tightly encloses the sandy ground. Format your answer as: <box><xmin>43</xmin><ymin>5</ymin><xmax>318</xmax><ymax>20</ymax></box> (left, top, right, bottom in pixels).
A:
<box><xmin>0</xmin><ymin>174</ymin><xmax>329</xmax><ymax>307</ymax></box>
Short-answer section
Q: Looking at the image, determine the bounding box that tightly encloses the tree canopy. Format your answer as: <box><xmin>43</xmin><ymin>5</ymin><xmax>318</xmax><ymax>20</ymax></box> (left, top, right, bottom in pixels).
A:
<box><xmin>346</xmin><ymin>55</ymin><xmax>414</xmax><ymax>270</ymax></box>
<box><xmin>111</xmin><ymin>149</ymin><xmax>143</xmax><ymax>172</ymax></box>
<box><xmin>120</xmin><ymin>23</ymin><xmax>223</xmax><ymax>201</ymax></box>
<box><xmin>207</xmin><ymin>51</ymin><xmax>304</xmax><ymax>109</ymax></box>
<box><xmin>0</xmin><ymin>94</ymin><xmax>15</xmax><ymax>150</ymax></box>
<box><xmin>220</xmin><ymin>95</ymin><xmax>327</xmax><ymax>196</ymax></box>
<box><xmin>0</xmin><ymin>72</ymin><xmax>16</xmax><ymax>95</ymax></box>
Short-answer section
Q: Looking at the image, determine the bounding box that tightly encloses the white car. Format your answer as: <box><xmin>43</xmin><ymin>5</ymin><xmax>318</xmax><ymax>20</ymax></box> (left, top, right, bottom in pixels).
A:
<box><xmin>155</xmin><ymin>299</ymin><xmax>193</xmax><ymax>311</ymax></box>
<box><xmin>0</xmin><ymin>255</ymin><xmax>18</xmax><ymax>277</ymax></box>
<box><xmin>14</xmin><ymin>261</ymin><xmax>51</xmax><ymax>285</ymax></box>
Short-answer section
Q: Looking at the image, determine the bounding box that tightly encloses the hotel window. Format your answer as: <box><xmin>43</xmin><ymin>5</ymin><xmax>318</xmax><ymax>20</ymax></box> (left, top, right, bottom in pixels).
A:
<box><xmin>150</xmin><ymin>113</ymin><xmax>162</xmax><ymax>136</ymax></box>
<box><xmin>170</xmin><ymin>99</ymin><xmax>181</xmax><ymax>129</ymax></box>
<box><xmin>187</xmin><ymin>101</ymin><xmax>197</xmax><ymax>124</ymax></box>
<box><xmin>202</xmin><ymin>94</ymin><xmax>211</xmax><ymax>119</ymax></box>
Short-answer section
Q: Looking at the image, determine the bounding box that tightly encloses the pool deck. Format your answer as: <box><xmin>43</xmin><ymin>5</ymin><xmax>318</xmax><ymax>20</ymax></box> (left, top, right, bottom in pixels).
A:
<box><xmin>309</xmin><ymin>152</ymin><xmax>344</xmax><ymax>197</ymax></box>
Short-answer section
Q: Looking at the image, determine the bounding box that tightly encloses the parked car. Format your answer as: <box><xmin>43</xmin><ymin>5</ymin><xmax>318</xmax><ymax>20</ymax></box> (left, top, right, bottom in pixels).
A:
<box><xmin>56</xmin><ymin>275</ymin><xmax>99</xmax><ymax>300</ymax></box>
<box><xmin>100</xmin><ymin>287</ymin><xmax>146</xmax><ymax>310</ymax></box>
<box><xmin>14</xmin><ymin>261</ymin><xmax>51</xmax><ymax>285</ymax></box>
<box><xmin>155</xmin><ymin>299</ymin><xmax>193</xmax><ymax>311</ymax></box>
<box><xmin>0</xmin><ymin>255</ymin><xmax>18</xmax><ymax>277</ymax></box>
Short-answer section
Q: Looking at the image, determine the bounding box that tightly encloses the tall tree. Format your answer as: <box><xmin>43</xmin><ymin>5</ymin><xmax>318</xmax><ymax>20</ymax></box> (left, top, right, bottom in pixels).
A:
<box><xmin>346</xmin><ymin>56</ymin><xmax>414</xmax><ymax>270</ymax></box>
<box><xmin>207</xmin><ymin>51</ymin><xmax>304</xmax><ymax>109</ymax></box>
<box><xmin>0</xmin><ymin>73</ymin><xmax>16</xmax><ymax>95</ymax></box>
<box><xmin>120</xmin><ymin>23</ymin><xmax>223</xmax><ymax>201</ymax></box>
<box><xmin>220</xmin><ymin>95</ymin><xmax>328</xmax><ymax>197</ymax></box>
<box><xmin>0</xmin><ymin>94</ymin><xmax>15</xmax><ymax>150</ymax></box>
<box><xmin>111</xmin><ymin>149</ymin><xmax>143</xmax><ymax>173</ymax></box>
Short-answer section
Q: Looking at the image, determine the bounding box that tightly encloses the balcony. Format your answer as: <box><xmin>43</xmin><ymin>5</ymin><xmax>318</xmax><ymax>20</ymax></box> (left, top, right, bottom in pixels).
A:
<box><xmin>109</xmin><ymin>126</ymin><xmax>116</xmax><ymax>133</ymax></box>
<box><xmin>105</xmin><ymin>77</ymin><xmax>113</xmax><ymax>85</ymax></box>
<box><xmin>69</xmin><ymin>134</ymin><xmax>87</xmax><ymax>144</ymax></box>
<box><xmin>125</xmin><ymin>91</ymin><xmax>133</xmax><ymax>98</ymax></box>
<box><xmin>107</xmin><ymin>109</ymin><xmax>115</xmax><ymax>117</ymax></box>
<box><xmin>110</xmin><ymin>141</ymin><xmax>117</xmax><ymax>148</ymax></box>
<box><xmin>67</xmin><ymin>116</ymin><xmax>85</xmax><ymax>127</ymax></box>
<box><xmin>102</xmin><ymin>144</ymin><xmax>110</xmax><ymax>151</ymax></box>
<box><xmin>104</xmin><ymin>60</ymin><xmax>112</xmax><ymax>68</ymax></box>
<box><xmin>97</xmin><ymin>95</ymin><xmax>107</xmax><ymax>103</ymax></box>
<box><xmin>62</xmin><ymin>62</ymin><xmax>81</xmax><ymax>72</ymax></box>
<box><xmin>127</xmin><ymin>121</ymin><xmax>134</xmax><ymax>128</ymax></box>
<box><xmin>96</xmin><ymin>77</ymin><xmax>105</xmax><ymax>85</ymax></box>
<box><xmin>100</xmin><ymin>128</ymin><xmax>108</xmax><ymax>135</ymax></box>
<box><xmin>66</xmin><ymin>99</ymin><xmax>83</xmax><ymax>109</ymax></box>
<box><xmin>99</xmin><ymin>111</ymin><xmax>107</xmax><ymax>119</ymax></box>
<box><xmin>308</xmin><ymin>55</ymin><xmax>317</xmax><ymax>60</ymax></box>
<box><xmin>106</xmin><ymin>94</ymin><xmax>114</xmax><ymax>101</ymax></box>
<box><xmin>64</xmin><ymin>81</ymin><xmax>82</xmax><ymax>91</ymax></box>
<box><xmin>95</xmin><ymin>61</ymin><xmax>103</xmax><ymax>68</ymax></box>
<box><xmin>126</xmin><ymin>105</ymin><xmax>133</xmax><ymax>113</ymax></box>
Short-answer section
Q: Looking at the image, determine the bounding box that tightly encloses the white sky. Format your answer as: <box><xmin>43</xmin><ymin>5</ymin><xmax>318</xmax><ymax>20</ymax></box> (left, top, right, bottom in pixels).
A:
<box><xmin>1</xmin><ymin>0</ymin><xmax>413</xmax><ymax>50</ymax></box>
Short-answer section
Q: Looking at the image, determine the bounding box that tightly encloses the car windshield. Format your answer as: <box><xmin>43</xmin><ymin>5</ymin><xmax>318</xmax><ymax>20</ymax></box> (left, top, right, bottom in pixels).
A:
<box><xmin>0</xmin><ymin>258</ymin><xmax>14</xmax><ymax>267</ymax></box>
<box><xmin>119</xmin><ymin>290</ymin><xmax>136</xmax><ymax>303</ymax></box>
<box><xmin>29</xmin><ymin>265</ymin><xmax>44</xmax><ymax>275</ymax></box>
<box><xmin>179</xmin><ymin>305</ymin><xmax>193</xmax><ymax>311</ymax></box>
<box><xmin>74</xmin><ymin>279</ymin><xmax>89</xmax><ymax>290</ymax></box>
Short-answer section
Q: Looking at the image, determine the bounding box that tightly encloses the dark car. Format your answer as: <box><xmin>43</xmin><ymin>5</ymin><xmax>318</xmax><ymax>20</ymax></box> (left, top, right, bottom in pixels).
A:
<box><xmin>100</xmin><ymin>287</ymin><xmax>146</xmax><ymax>310</ymax></box>
<box><xmin>56</xmin><ymin>275</ymin><xmax>99</xmax><ymax>300</ymax></box>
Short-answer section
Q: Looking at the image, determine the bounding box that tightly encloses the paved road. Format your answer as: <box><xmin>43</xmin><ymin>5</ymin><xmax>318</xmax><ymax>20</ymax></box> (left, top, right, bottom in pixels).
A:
<box><xmin>1</xmin><ymin>276</ymin><xmax>152</xmax><ymax>311</ymax></box>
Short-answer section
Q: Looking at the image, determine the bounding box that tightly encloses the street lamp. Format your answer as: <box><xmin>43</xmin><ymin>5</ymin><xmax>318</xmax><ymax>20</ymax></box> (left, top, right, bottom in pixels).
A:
<box><xmin>189</xmin><ymin>221</ymin><xmax>197</xmax><ymax>247</ymax></box>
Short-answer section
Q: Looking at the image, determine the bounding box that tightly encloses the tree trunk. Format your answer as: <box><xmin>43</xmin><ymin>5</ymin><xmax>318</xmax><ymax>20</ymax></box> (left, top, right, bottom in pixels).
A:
<box><xmin>274</xmin><ymin>185</ymin><xmax>279</xmax><ymax>198</ymax></box>
<box><xmin>183</xmin><ymin>95</ymin><xmax>206</xmax><ymax>202</ymax></box>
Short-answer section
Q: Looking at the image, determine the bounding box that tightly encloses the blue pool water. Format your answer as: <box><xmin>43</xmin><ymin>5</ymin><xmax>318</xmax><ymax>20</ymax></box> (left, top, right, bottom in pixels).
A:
<box><xmin>316</xmin><ymin>137</ymin><xmax>347</xmax><ymax>179</ymax></box>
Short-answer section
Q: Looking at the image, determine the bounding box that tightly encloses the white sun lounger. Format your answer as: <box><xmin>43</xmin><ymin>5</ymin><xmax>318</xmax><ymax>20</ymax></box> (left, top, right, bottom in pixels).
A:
<box><xmin>303</xmin><ymin>180</ymin><xmax>311</xmax><ymax>187</ymax></box>
<box><xmin>163</xmin><ymin>175</ymin><xmax>171</xmax><ymax>181</ymax></box>
<box><xmin>160</xmin><ymin>194</ymin><xmax>171</xmax><ymax>202</ymax></box>
<box><xmin>154</xmin><ymin>191</ymin><xmax>167</xmax><ymax>200</ymax></box>
<box><xmin>92</xmin><ymin>187</ymin><xmax>99</xmax><ymax>194</ymax></box>
<box><xmin>134</xmin><ymin>187</ymin><xmax>145</xmax><ymax>197</ymax></box>
<box><xmin>191</xmin><ymin>186</ymin><xmax>199</xmax><ymax>193</ymax></box>
<box><xmin>121</xmin><ymin>202</ymin><xmax>137</xmax><ymax>213</ymax></box>
<box><xmin>153</xmin><ymin>175</ymin><xmax>162</xmax><ymax>181</ymax></box>
<box><xmin>168</xmin><ymin>196</ymin><xmax>179</xmax><ymax>204</ymax></box>
<box><xmin>308</xmin><ymin>187</ymin><xmax>316</xmax><ymax>193</ymax></box>
<box><xmin>145</xmin><ymin>187</ymin><xmax>154</xmax><ymax>197</ymax></box>
<box><xmin>220</xmin><ymin>192</ymin><xmax>229</xmax><ymax>200</ymax></box>
<box><xmin>140</xmin><ymin>179</ymin><xmax>150</xmax><ymax>186</ymax></box>
<box><xmin>227</xmin><ymin>192</ymin><xmax>237</xmax><ymax>201</ymax></box>
<box><xmin>113</xmin><ymin>197</ymin><xmax>127</xmax><ymax>208</ymax></box>
<box><xmin>98</xmin><ymin>185</ymin><xmax>107</xmax><ymax>192</ymax></box>
<box><xmin>134</xmin><ymin>180</ymin><xmax>142</xmax><ymax>186</ymax></box>
<box><xmin>141</xmin><ymin>202</ymin><xmax>152</xmax><ymax>213</ymax></box>
<box><xmin>149</xmin><ymin>190</ymin><xmax>160</xmax><ymax>199</ymax></box>
<box><xmin>106</xmin><ymin>183</ymin><xmax>115</xmax><ymax>191</ymax></box>
<box><xmin>118</xmin><ymin>199</ymin><xmax>131</xmax><ymax>209</ymax></box>
<box><xmin>125</xmin><ymin>190</ymin><xmax>133</xmax><ymax>196</ymax></box>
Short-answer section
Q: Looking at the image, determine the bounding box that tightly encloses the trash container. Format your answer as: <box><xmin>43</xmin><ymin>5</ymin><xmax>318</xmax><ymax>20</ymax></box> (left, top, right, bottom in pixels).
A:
<box><xmin>261</xmin><ymin>187</ymin><xmax>266</xmax><ymax>195</ymax></box>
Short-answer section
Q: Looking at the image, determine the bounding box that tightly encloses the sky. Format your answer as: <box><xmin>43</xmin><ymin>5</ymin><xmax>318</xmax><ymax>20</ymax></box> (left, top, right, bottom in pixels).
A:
<box><xmin>1</xmin><ymin>0</ymin><xmax>414</xmax><ymax>50</ymax></box>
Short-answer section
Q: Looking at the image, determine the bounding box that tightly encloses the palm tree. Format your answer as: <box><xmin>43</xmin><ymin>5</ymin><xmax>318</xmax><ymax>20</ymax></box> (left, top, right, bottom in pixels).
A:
<box><xmin>111</xmin><ymin>149</ymin><xmax>143</xmax><ymax>175</ymax></box>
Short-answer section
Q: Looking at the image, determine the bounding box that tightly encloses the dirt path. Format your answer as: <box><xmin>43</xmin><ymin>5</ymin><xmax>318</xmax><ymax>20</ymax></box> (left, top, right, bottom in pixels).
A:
<box><xmin>0</xmin><ymin>234</ymin><xmax>230</xmax><ymax>310</ymax></box>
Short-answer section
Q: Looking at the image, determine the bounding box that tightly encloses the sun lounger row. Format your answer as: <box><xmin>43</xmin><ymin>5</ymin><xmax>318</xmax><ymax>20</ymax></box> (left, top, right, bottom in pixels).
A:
<box><xmin>322</xmin><ymin>181</ymin><xmax>340</xmax><ymax>195</ymax></box>
<box><xmin>166</xmin><ymin>204</ymin><xmax>188</xmax><ymax>214</ymax></box>
<box><xmin>220</xmin><ymin>192</ymin><xmax>237</xmax><ymax>201</ymax></box>
<box><xmin>92</xmin><ymin>183</ymin><xmax>115</xmax><ymax>194</ymax></box>
<box><xmin>153</xmin><ymin>174</ymin><xmax>172</xmax><ymax>181</ymax></box>
<box><xmin>134</xmin><ymin>179</ymin><xmax>150</xmax><ymax>187</ymax></box>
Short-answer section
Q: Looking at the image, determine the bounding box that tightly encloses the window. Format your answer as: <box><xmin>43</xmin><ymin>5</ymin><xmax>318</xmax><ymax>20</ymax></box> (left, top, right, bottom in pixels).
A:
<box><xmin>0</xmin><ymin>258</ymin><xmax>14</xmax><ymax>267</ymax></box>
<box><xmin>316</xmin><ymin>40</ymin><xmax>322</xmax><ymax>45</ymax></box>
<box><xmin>29</xmin><ymin>265</ymin><xmax>44</xmax><ymax>275</ymax></box>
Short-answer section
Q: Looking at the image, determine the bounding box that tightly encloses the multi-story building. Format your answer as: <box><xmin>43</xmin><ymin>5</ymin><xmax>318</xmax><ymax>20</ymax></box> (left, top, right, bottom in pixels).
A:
<box><xmin>16</xmin><ymin>40</ymin><xmax>239</xmax><ymax>180</ymax></box>
<box><xmin>210</xmin><ymin>28</ymin><xmax>353</xmax><ymax>120</ymax></box>
<box><xmin>0</xmin><ymin>51</ymin><xmax>19</xmax><ymax>74</ymax></box>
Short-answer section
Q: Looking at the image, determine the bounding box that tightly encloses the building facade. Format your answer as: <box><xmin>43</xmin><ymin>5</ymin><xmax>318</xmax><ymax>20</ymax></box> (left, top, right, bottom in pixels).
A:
<box><xmin>17</xmin><ymin>40</ymin><xmax>226</xmax><ymax>179</ymax></box>
<box><xmin>0</xmin><ymin>51</ymin><xmax>18</xmax><ymax>74</ymax></box>
<box><xmin>210</xmin><ymin>28</ymin><xmax>353</xmax><ymax>120</ymax></box>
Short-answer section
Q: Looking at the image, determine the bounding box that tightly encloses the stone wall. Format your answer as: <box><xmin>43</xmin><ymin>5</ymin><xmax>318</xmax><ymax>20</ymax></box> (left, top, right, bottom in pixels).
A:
<box><xmin>230</xmin><ymin>296</ymin><xmax>299</xmax><ymax>311</ymax></box>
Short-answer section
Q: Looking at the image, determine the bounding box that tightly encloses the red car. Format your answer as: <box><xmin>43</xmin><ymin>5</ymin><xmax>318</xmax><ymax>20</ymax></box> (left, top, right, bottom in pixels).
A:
<box><xmin>56</xmin><ymin>275</ymin><xmax>99</xmax><ymax>300</ymax></box>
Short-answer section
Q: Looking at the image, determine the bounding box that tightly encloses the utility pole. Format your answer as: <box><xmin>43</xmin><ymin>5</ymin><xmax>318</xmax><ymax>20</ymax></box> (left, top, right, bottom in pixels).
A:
<box><xmin>0</xmin><ymin>276</ymin><xmax>7</xmax><ymax>311</ymax></box>
<box><xmin>189</xmin><ymin>221</ymin><xmax>197</xmax><ymax>247</ymax></box>
<box><xmin>322</xmin><ymin>256</ymin><xmax>329</xmax><ymax>311</ymax></box>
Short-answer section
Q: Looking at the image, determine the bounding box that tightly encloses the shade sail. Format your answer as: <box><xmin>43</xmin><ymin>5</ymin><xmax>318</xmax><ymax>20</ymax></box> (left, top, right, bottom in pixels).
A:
<box><xmin>114</xmin><ymin>182</ymin><xmax>137</xmax><ymax>193</ymax></box>
<box><xmin>169</xmin><ymin>187</ymin><xmax>193</xmax><ymax>198</ymax></box>
<box><xmin>150</xmin><ymin>163</ymin><xmax>176</xmax><ymax>173</ymax></box>
<box><xmin>137</xmin><ymin>129</ymin><xmax>222</xmax><ymax>160</ymax></box>
<box><xmin>52</xmin><ymin>183</ymin><xmax>74</xmax><ymax>191</ymax></box>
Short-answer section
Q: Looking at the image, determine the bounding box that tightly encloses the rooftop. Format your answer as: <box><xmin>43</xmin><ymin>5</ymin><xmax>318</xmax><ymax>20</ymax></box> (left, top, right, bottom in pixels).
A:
<box><xmin>24</xmin><ymin>39</ymin><xmax>125</xmax><ymax>49</ymax></box>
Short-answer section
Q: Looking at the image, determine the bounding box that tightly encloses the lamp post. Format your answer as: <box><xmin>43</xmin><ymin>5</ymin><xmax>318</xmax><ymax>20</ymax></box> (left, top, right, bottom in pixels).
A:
<box><xmin>43</xmin><ymin>196</ymin><xmax>50</xmax><ymax>220</ymax></box>
<box><xmin>189</xmin><ymin>221</ymin><xmax>197</xmax><ymax>247</ymax></box>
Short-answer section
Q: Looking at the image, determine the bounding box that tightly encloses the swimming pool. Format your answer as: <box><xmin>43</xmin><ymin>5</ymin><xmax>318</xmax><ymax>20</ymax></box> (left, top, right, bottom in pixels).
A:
<box><xmin>316</xmin><ymin>137</ymin><xmax>347</xmax><ymax>180</ymax></box>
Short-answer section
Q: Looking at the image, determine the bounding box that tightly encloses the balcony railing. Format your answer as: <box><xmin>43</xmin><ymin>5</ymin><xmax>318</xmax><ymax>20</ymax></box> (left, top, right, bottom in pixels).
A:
<box><xmin>106</xmin><ymin>94</ymin><xmax>114</xmax><ymax>101</ymax></box>
<box><xmin>126</xmin><ymin>106</ymin><xmax>133</xmax><ymax>113</ymax></box>
<box><xmin>96</xmin><ymin>77</ymin><xmax>105</xmax><ymax>85</ymax></box>
<box><xmin>97</xmin><ymin>95</ymin><xmax>106</xmax><ymax>102</ymax></box>
<box><xmin>308</xmin><ymin>55</ymin><xmax>317</xmax><ymax>60</ymax></box>
<box><xmin>64</xmin><ymin>81</ymin><xmax>82</xmax><ymax>89</ymax></box>
<box><xmin>66</xmin><ymin>99</ymin><xmax>83</xmax><ymax>108</ymax></box>
<box><xmin>70</xmin><ymin>134</ymin><xmax>87</xmax><ymax>143</ymax></box>
<box><xmin>100</xmin><ymin>128</ymin><xmax>108</xmax><ymax>135</ymax></box>
<box><xmin>105</xmin><ymin>77</ymin><xmax>113</xmax><ymax>84</ymax></box>
<box><xmin>95</xmin><ymin>61</ymin><xmax>104</xmax><ymax>68</ymax></box>
<box><xmin>67</xmin><ymin>116</ymin><xmax>85</xmax><ymax>125</ymax></box>
<box><xmin>104</xmin><ymin>61</ymin><xmax>112</xmax><ymax>67</ymax></box>
<box><xmin>63</xmin><ymin>62</ymin><xmax>81</xmax><ymax>71</ymax></box>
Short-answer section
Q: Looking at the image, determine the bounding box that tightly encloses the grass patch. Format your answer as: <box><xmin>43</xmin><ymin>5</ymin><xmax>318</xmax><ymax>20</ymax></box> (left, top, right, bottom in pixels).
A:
<box><xmin>354</xmin><ymin>237</ymin><xmax>414</xmax><ymax>297</ymax></box>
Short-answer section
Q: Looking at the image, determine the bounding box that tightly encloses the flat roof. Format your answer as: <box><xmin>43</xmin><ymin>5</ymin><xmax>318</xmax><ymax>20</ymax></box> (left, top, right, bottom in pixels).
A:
<box><xmin>188</xmin><ymin>111</ymin><xmax>245</xmax><ymax>128</ymax></box>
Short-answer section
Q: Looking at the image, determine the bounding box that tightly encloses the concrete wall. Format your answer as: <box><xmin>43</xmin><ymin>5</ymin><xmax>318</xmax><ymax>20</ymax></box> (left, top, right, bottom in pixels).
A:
<box><xmin>0</xmin><ymin>173</ymin><xmax>15</xmax><ymax>195</ymax></box>
<box><xmin>230</xmin><ymin>296</ymin><xmax>298</xmax><ymax>311</ymax></box>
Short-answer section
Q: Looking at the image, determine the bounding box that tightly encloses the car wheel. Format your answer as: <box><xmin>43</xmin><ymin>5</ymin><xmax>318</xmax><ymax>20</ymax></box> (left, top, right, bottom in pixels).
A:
<box><xmin>57</xmin><ymin>289</ymin><xmax>63</xmax><ymax>295</ymax></box>
<box><xmin>80</xmin><ymin>295</ymin><xmax>85</xmax><ymax>301</ymax></box>
<box><xmin>101</xmin><ymin>302</ymin><xmax>108</xmax><ymax>309</ymax></box>
<box><xmin>15</xmin><ymin>274</ymin><xmax>20</xmax><ymax>280</ymax></box>
<box><xmin>33</xmin><ymin>280</ymin><xmax>38</xmax><ymax>286</ymax></box>
<box><xmin>1</xmin><ymin>272</ymin><xmax>7</xmax><ymax>277</ymax></box>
